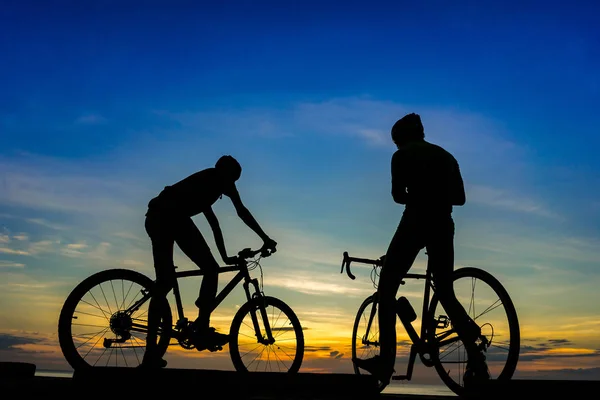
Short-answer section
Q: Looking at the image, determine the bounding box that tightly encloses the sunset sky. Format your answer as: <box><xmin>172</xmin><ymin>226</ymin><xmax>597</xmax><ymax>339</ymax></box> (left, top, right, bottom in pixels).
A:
<box><xmin>1</xmin><ymin>0</ymin><xmax>600</xmax><ymax>385</ymax></box>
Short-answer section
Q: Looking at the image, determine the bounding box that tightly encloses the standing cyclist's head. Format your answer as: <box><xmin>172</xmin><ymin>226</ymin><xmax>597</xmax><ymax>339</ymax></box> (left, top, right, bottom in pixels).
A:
<box><xmin>215</xmin><ymin>155</ymin><xmax>242</xmax><ymax>182</ymax></box>
<box><xmin>391</xmin><ymin>113</ymin><xmax>425</xmax><ymax>147</ymax></box>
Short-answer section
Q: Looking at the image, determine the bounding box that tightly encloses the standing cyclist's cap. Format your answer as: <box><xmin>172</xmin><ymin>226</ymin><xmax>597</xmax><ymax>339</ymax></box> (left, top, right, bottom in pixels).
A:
<box><xmin>391</xmin><ymin>113</ymin><xmax>425</xmax><ymax>144</ymax></box>
<box><xmin>215</xmin><ymin>155</ymin><xmax>242</xmax><ymax>181</ymax></box>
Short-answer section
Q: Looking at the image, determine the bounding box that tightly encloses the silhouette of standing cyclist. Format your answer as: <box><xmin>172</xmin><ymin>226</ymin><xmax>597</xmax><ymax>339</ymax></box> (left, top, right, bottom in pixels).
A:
<box><xmin>141</xmin><ymin>155</ymin><xmax>277</xmax><ymax>368</ymax></box>
<box><xmin>352</xmin><ymin>113</ymin><xmax>490</xmax><ymax>385</ymax></box>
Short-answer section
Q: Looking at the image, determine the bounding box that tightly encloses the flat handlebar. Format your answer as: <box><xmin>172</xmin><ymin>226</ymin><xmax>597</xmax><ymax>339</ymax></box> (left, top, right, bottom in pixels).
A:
<box><xmin>340</xmin><ymin>251</ymin><xmax>383</xmax><ymax>280</ymax></box>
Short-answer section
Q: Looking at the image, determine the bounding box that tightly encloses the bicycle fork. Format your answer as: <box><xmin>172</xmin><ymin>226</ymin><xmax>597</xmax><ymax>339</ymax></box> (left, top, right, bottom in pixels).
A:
<box><xmin>244</xmin><ymin>278</ymin><xmax>275</xmax><ymax>345</ymax></box>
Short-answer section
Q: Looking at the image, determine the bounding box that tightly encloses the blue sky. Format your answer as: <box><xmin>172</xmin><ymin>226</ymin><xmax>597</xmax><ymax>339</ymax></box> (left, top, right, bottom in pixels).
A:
<box><xmin>1</xmin><ymin>0</ymin><xmax>600</xmax><ymax>382</ymax></box>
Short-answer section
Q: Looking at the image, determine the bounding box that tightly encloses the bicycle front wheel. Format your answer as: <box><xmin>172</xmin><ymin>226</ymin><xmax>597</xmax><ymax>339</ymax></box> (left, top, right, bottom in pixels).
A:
<box><xmin>229</xmin><ymin>296</ymin><xmax>304</xmax><ymax>373</ymax></box>
<box><xmin>58</xmin><ymin>269</ymin><xmax>172</xmax><ymax>370</ymax></box>
<box><xmin>428</xmin><ymin>267</ymin><xmax>520</xmax><ymax>396</ymax></box>
<box><xmin>351</xmin><ymin>294</ymin><xmax>389</xmax><ymax>393</ymax></box>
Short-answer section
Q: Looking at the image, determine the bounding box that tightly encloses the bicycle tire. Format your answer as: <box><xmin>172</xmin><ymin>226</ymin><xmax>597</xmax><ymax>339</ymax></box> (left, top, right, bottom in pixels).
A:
<box><xmin>229</xmin><ymin>296</ymin><xmax>304</xmax><ymax>373</ymax></box>
<box><xmin>427</xmin><ymin>267</ymin><xmax>520</xmax><ymax>396</ymax></box>
<box><xmin>58</xmin><ymin>268</ymin><xmax>172</xmax><ymax>370</ymax></box>
<box><xmin>351</xmin><ymin>294</ymin><xmax>390</xmax><ymax>392</ymax></box>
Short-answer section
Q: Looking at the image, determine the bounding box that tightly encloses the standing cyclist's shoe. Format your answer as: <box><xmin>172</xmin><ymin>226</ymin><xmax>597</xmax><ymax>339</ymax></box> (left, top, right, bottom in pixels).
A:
<box><xmin>194</xmin><ymin>327</ymin><xmax>230</xmax><ymax>352</ymax></box>
<box><xmin>138</xmin><ymin>357</ymin><xmax>168</xmax><ymax>369</ymax></box>
<box><xmin>463</xmin><ymin>351</ymin><xmax>490</xmax><ymax>387</ymax></box>
<box><xmin>352</xmin><ymin>355</ymin><xmax>393</xmax><ymax>386</ymax></box>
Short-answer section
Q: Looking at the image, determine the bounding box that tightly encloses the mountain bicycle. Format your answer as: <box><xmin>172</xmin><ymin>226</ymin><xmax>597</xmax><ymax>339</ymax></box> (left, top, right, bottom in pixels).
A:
<box><xmin>341</xmin><ymin>251</ymin><xmax>520</xmax><ymax>397</ymax></box>
<box><xmin>58</xmin><ymin>247</ymin><xmax>304</xmax><ymax>373</ymax></box>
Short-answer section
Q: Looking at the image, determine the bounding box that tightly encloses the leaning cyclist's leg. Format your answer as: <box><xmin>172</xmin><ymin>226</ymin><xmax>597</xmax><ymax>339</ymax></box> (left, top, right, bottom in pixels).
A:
<box><xmin>353</xmin><ymin>216</ymin><xmax>422</xmax><ymax>385</ymax></box>
<box><xmin>141</xmin><ymin>214</ymin><xmax>175</xmax><ymax>368</ymax></box>
<box><xmin>428</xmin><ymin>217</ymin><xmax>489</xmax><ymax>383</ymax></box>
<box><xmin>174</xmin><ymin>218</ymin><xmax>229</xmax><ymax>350</ymax></box>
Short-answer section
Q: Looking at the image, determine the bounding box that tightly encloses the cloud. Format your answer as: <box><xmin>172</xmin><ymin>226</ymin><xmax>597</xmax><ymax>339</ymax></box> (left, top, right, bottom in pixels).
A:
<box><xmin>0</xmin><ymin>247</ymin><xmax>29</xmax><ymax>255</ymax></box>
<box><xmin>0</xmin><ymin>333</ymin><xmax>43</xmax><ymax>350</ymax></box>
<box><xmin>0</xmin><ymin>260</ymin><xmax>25</xmax><ymax>268</ymax></box>
<box><xmin>467</xmin><ymin>184</ymin><xmax>561</xmax><ymax>219</ymax></box>
<box><xmin>0</xmin><ymin>164</ymin><xmax>137</xmax><ymax>217</ymax></box>
<box><xmin>264</xmin><ymin>274</ymin><xmax>369</xmax><ymax>296</ymax></box>
<box><xmin>0</xmin><ymin>214</ymin><xmax>68</xmax><ymax>231</ymax></box>
<box><xmin>157</xmin><ymin>97</ymin><xmax>520</xmax><ymax>155</ymax></box>
<box><xmin>329</xmin><ymin>350</ymin><xmax>344</xmax><ymax>359</ymax></box>
<box><xmin>75</xmin><ymin>114</ymin><xmax>107</xmax><ymax>125</ymax></box>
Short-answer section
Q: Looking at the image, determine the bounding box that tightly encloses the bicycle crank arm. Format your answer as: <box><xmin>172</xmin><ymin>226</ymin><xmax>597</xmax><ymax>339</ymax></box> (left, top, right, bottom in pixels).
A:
<box><xmin>103</xmin><ymin>335</ymin><xmax>130</xmax><ymax>348</ymax></box>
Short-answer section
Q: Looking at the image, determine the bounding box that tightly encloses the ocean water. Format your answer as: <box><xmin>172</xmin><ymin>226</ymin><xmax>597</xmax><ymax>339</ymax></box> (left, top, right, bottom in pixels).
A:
<box><xmin>36</xmin><ymin>370</ymin><xmax>74</xmax><ymax>379</ymax></box>
<box><xmin>383</xmin><ymin>380</ymin><xmax>457</xmax><ymax>396</ymax></box>
<box><xmin>35</xmin><ymin>370</ymin><xmax>456</xmax><ymax>397</ymax></box>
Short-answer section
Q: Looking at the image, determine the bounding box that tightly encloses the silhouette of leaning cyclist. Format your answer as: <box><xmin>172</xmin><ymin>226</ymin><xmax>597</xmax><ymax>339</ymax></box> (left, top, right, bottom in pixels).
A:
<box><xmin>141</xmin><ymin>155</ymin><xmax>277</xmax><ymax>368</ymax></box>
<box><xmin>353</xmin><ymin>113</ymin><xmax>490</xmax><ymax>385</ymax></box>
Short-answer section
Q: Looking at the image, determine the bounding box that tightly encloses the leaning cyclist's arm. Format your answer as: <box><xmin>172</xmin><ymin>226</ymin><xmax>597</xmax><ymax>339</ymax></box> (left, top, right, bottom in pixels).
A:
<box><xmin>225</xmin><ymin>184</ymin><xmax>271</xmax><ymax>242</ymax></box>
<box><xmin>391</xmin><ymin>150</ymin><xmax>408</xmax><ymax>204</ymax></box>
<box><xmin>204</xmin><ymin>206</ymin><xmax>229</xmax><ymax>262</ymax></box>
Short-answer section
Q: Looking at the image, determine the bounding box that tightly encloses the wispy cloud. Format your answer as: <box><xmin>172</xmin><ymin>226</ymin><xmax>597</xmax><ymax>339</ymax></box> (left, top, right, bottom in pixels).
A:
<box><xmin>0</xmin><ymin>260</ymin><xmax>25</xmax><ymax>268</ymax></box>
<box><xmin>467</xmin><ymin>184</ymin><xmax>561</xmax><ymax>219</ymax></box>
<box><xmin>264</xmin><ymin>273</ymin><xmax>370</xmax><ymax>297</ymax></box>
<box><xmin>0</xmin><ymin>157</ymin><xmax>143</xmax><ymax>219</ymax></box>
<box><xmin>0</xmin><ymin>248</ymin><xmax>29</xmax><ymax>255</ymax></box>
<box><xmin>75</xmin><ymin>113</ymin><xmax>107</xmax><ymax>125</ymax></box>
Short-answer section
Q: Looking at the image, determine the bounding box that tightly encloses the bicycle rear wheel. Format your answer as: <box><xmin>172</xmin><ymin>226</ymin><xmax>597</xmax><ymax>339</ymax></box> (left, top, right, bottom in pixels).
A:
<box><xmin>428</xmin><ymin>267</ymin><xmax>520</xmax><ymax>396</ymax></box>
<box><xmin>351</xmin><ymin>294</ymin><xmax>389</xmax><ymax>392</ymax></box>
<box><xmin>229</xmin><ymin>296</ymin><xmax>304</xmax><ymax>373</ymax></box>
<box><xmin>58</xmin><ymin>269</ymin><xmax>172</xmax><ymax>370</ymax></box>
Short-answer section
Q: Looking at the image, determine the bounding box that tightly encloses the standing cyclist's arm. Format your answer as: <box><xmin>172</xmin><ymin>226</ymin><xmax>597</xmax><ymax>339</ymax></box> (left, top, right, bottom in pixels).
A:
<box><xmin>225</xmin><ymin>184</ymin><xmax>277</xmax><ymax>248</ymax></box>
<box><xmin>204</xmin><ymin>206</ymin><xmax>232</xmax><ymax>263</ymax></box>
<box><xmin>451</xmin><ymin>159</ymin><xmax>466</xmax><ymax>206</ymax></box>
<box><xmin>391</xmin><ymin>150</ymin><xmax>408</xmax><ymax>204</ymax></box>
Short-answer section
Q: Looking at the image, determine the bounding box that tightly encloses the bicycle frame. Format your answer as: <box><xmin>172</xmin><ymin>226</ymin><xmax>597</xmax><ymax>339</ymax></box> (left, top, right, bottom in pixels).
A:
<box><xmin>342</xmin><ymin>251</ymin><xmax>456</xmax><ymax>381</ymax></box>
<box><xmin>125</xmin><ymin>250</ymin><xmax>275</xmax><ymax>344</ymax></box>
<box><xmin>171</xmin><ymin>263</ymin><xmax>260</xmax><ymax>324</ymax></box>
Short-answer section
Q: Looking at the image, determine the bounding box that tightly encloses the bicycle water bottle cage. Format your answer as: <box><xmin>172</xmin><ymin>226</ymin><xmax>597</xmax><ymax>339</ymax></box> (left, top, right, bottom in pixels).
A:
<box><xmin>396</xmin><ymin>296</ymin><xmax>417</xmax><ymax>323</ymax></box>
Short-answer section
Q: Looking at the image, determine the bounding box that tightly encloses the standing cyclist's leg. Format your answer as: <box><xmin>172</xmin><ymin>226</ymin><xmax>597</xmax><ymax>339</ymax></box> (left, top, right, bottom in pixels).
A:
<box><xmin>378</xmin><ymin>217</ymin><xmax>422</xmax><ymax>378</ymax></box>
<box><xmin>142</xmin><ymin>214</ymin><xmax>176</xmax><ymax>367</ymax></box>
<box><xmin>427</xmin><ymin>217</ymin><xmax>489</xmax><ymax>378</ymax></box>
<box><xmin>354</xmin><ymin>215</ymin><xmax>422</xmax><ymax>383</ymax></box>
<box><xmin>173</xmin><ymin>218</ymin><xmax>227</xmax><ymax>346</ymax></box>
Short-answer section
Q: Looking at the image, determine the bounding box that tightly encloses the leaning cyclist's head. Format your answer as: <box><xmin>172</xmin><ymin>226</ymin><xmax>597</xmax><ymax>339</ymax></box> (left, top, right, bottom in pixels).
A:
<box><xmin>391</xmin><ymin>113</ymin><xmax>425</xmax><ymax>147</ymax></box>
<box><xmin>215</xmin><ymin>155</ymin><xmax>242</xmax><ymax>182</ymax></box>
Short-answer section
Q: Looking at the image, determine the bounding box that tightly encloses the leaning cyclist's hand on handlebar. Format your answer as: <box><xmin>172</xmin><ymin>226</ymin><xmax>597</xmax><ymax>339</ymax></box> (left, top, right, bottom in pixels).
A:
<box><xmin>262</xmin><ymin>237</ymin><xmax>278</xmax><ymax>253</ymax></box>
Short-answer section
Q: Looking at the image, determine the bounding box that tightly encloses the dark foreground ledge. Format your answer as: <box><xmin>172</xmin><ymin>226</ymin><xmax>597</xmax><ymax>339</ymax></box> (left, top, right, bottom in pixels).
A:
<box><xmin>1</xmin><ymin>362</ymin><xmax>599</xmax><ymax>399</ymax></box>
<box><xmin>0</xmin><ymin>362</ymin><xmax>383</xmax><ymax>400</ymax></box>
<box><xmin>72</xmin><ymin>366</ymin><xmax>382</xmax><ymax>399</ymax></box>
<box><xmin>465</xmin><ymin>378</ymin><xmax>600</xmax><ymax>399</ymax></box>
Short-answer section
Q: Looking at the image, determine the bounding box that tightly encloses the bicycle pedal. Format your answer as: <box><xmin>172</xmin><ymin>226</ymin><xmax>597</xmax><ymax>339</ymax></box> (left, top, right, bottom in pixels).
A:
<box><xmin>195</xmin><ymin>342</ymin><xmax>224</xmax><ymax>352</ymax></box>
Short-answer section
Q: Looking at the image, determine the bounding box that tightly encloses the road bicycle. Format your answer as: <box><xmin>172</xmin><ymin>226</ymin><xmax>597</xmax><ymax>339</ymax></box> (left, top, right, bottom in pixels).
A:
<box><xmin>341</xmin><ymin>251</ymin><xmax>520</xmax><ymax>397</ymax></box>
<box><xmin>58</xmin><ymin>247</ymin><xmax>304</xmax><ymax>373</ymax></box>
